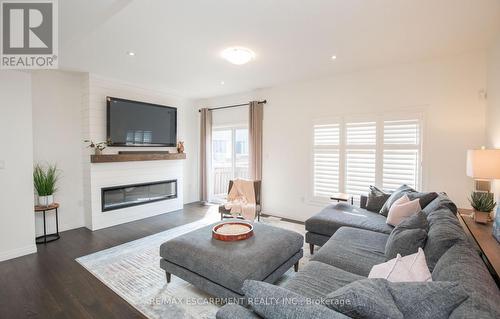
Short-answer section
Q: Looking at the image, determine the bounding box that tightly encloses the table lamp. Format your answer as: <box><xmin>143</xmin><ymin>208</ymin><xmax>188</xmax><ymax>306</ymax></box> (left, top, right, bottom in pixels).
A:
<box><xmin>466</xmin><ymin>148</ymin><xmax>500</xmax><ymax>223</ymax></box>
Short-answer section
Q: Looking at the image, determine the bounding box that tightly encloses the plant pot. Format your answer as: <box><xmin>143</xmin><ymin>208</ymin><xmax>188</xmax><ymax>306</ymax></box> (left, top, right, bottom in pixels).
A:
<box><xmin>94</xmin><ymin>148</ymin><xmax>102</xmax><ymax>155</ymax></box>
<box><xmin>473</xmin><ymin>209</ymin><xmax>490</xmax><ymax>224</ymax></box>
<box><xmin>38</xmin><ymin>195</ymin><xmax>54</xmax><ymax>207</ymax></box>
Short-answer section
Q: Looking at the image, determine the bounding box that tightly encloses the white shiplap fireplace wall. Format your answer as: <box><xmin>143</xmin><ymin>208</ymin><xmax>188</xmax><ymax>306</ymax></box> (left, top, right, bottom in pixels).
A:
<box><xmin>82</xmin><ymin>74</ymin><xmax>192</xmax><ymax>230</ymax></box>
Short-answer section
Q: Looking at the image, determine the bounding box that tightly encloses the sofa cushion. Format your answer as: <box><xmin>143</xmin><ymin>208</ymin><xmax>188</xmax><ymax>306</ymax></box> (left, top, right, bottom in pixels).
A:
<box><xmin>325</xmin><ymin>278</ymin><xmax>403</xmax><ymax>319</ymax></box>
<box><xmin>422</xmin><ymin>192</ymin><xmax>458</xmax><ymax>215</ymax></box>
<box><xmin>385</xmin><ymin>211</ymin><xmax>429</xmax><ymax>259</ymax></box>
<box><xmin>423</xmin><ymin>215</ymin><xmax>467</xmax><ymax>271</ymax></box>
<box><xmin>326</xmin><ymin>278</ymin><xmax>468</xmax><ymax>319</ymax></box>
<box><xmin>242</xmin><ymin>280</ymin><xmax>349</xmax><ymax>319</ymax></box>
<box><xmin>366</xmin><ymin>185</ymin><xmax>391</xmax><ymax>212</ymax></box>
<box><xmin>305</xmin><ymin>203</ymin><xmax>393</xmax><ymax>237</ymax></box>
<box><xmin>311</xmin><ymin>227</ymin><xmax>388</xmax><ymax>276</ymax></box>
<box><xmin>387</xmin><ymin>280</ymin><xmax>468</xmax><ymax>319</ymax></box>
<box><xmin>216</xmin><ymin>304</ymin><xmax>262</xmax><ymax>319</ymax></box>
<box><xmin>284</xmin><ymin>261</ymin><xmax>364</xmax><ymax>299</ymax></box>
<box><xmin>432</xmin><ymin>243</ymin><xmax>500</xmax><ymax>317</ymax></box>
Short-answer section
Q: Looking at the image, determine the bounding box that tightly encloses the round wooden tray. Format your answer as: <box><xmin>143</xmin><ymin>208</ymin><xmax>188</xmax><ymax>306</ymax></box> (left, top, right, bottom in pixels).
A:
<box><xmin>212</xmin><ymin>221</ymin><xmax>254</xmax><ymax>241</ymax></box>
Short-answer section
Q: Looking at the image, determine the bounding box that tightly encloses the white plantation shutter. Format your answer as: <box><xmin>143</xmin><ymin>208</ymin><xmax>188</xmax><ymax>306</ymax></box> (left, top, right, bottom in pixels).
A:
<box><xmin>345</xmin><ymin>121</ymin><xmax>377</xmax><ymax>195</ymax></box>
<box><xmin>313</xmin><ymin>123</ymin><xmax>340</xmax><ymax>198</ymax></box>
<box><xmin>314</xmin><ymin>149</ymin><xmax>340</xmax><ymax>197</ymax></box>
<box><xmin>345</xmin><ymin>149</ymin><xmax>376</xmax><ymax>195</ymax></box>
<box><xmin>382</xmin><ymin>119</ymin><xmax>421</xmax><ymax>191</ymax></box>
<box><xmin>384</xmin><ymin>119</ymin><xmax>419</xmax><ymax>145</ymax></box>
<box><xmin>311</xmin><ymin>115</ymin><xmax>422</xmax><ymax>200</ymax></box>
<box><xmin>314</xmin><ymin>123</ymin><xmax>340</xmax><ymax>145</ymax></box>
<box><xmin>346</xmin><ymin>122</ymin><xmax>376</xmax><ymax>145</ymax></box>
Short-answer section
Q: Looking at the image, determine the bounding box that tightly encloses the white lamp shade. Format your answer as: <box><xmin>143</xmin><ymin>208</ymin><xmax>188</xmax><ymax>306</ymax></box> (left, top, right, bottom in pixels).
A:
<box><xmin>466</xmin><ymin>149</ymin><xmax>500</xmax><ymax>179</ymax></box>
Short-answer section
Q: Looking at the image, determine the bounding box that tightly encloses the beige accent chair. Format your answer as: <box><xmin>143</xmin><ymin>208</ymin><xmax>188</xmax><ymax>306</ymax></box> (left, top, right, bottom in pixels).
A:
<box><xmin>219</xmin><ymin>180</ymin><xmax>262</xmax><ymax>221</ymax></box>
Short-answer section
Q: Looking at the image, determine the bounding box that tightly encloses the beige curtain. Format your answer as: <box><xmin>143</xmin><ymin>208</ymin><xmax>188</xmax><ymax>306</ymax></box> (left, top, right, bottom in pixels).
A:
<box><xmin>200</xmin><ymin>108</ymin><xmax>212</xmax><ymax>202</ymax></box>
<box><xmin>249</xmin><ymin>101</ymin><xmax>263</xmax><ymax>180</ymax></box>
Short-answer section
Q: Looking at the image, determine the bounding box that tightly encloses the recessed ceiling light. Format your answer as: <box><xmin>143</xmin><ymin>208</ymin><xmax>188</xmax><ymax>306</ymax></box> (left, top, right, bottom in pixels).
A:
<box><xmin>220</xmin><ymin>81</ymin><xmax>225</xmax><ymax>85</ymax></box>
<box><xmin>331</xmin><ymin>55</ymin><xmax>337</xmax><ymax>60</ymax></box>
<box><xmin>127</xmin><ymin>51</ymin><xmax>135</xmax><ymax>56</ymax></box>
<box><xmin>221</xmin><ymin>47</ymin><xmax>255</xmax><ymax>65</ymax></box>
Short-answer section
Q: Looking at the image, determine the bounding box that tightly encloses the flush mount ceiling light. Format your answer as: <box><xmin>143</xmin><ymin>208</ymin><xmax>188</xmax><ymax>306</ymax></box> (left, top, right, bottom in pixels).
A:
<box><xmin>221</xmin><ymin>47</ymin><xmax>255</xmax><ymax>65</ymax></box>
<box><xmin>331</xmin><ymin>55</ymin><xmax>337</xmax><ymax>60</ymax></box>
<box><xmin>126</xmin><ymin>51</ymin><xmax>135</xmax><ymax>56</ymax></box>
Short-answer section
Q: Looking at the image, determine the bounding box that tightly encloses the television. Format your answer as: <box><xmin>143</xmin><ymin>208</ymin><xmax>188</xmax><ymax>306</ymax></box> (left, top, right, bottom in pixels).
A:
<box><xmin>106</xmin><ymin>97</ymin><xmax>177</xmax><ymax>147</ymax></box>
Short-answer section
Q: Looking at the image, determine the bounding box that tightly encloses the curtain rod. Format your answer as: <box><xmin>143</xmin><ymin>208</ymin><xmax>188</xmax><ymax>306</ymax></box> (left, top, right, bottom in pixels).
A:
<box><xmin>198</xmin><ymin>100</ymin><xmax>267</xmax><ymax>112</ymax></box>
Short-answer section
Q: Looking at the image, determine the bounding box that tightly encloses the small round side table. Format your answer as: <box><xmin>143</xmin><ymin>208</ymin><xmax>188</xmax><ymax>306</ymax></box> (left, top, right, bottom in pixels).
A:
<box><xmin>35</xmin><ymin>203</ymin><xmax>60</xmax><ymax>244</ymax></box>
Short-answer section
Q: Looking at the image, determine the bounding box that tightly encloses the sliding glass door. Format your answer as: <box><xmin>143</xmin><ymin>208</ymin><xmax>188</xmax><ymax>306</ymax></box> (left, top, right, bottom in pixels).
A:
<box><xmin>212</xmin><ymin>126</ymin><xmax>249</xmax><ymax>202</ymax></box>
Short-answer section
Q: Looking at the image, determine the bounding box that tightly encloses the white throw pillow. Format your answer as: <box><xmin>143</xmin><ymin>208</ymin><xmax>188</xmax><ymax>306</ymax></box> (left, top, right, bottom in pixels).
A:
<box><xmin>386</xmin><ymin>195</ymin><xmax>421</xmax><ymax>226</ymax></box>
<box><xmin>369</xmin><ymin>248</ymin><xmax>432</xmax><ymax>282</ymax></box>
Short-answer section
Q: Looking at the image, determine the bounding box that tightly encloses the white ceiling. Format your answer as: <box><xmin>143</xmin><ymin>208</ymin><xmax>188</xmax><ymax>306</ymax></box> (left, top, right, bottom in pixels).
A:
<box><xmin>59</xmin><ymin>0</ymin><xmax>500</xmax><ymax>99</ymax></box>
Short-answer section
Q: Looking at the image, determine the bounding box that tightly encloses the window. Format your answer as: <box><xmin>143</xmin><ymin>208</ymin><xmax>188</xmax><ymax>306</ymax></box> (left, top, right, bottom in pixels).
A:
<box><xmin>212</xmin><ymin>126</ymin><xmax>249</xmax><ymax>201</ymax></box>
<box><xmin>382</xmin><ymin>119</ymin><xmax>420</xmax><ymax>191</ymax></box>
<box><xmin>313</xmin><ymin>123</ymin><xmax>340</xmax><ymax>197</ymax></box>
<box><xmin>312</xmin><ymin>115</ymin><xmax>421</xmax><ymax>201</ymax></box>
<box><xmin>345</xmin><ymin>121</ymin><xmax>376</xmax><ymax>195</ymax></box>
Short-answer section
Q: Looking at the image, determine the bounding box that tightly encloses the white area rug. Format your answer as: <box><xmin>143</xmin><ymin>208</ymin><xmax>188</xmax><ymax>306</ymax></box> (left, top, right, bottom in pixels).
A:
<box><xmin>76</xmin><ymin>211</ymin><xmax>310</xmax><ymax>319</ymax></box>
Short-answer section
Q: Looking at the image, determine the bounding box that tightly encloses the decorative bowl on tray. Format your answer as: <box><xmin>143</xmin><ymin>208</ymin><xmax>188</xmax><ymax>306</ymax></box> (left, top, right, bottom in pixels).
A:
<box><xmin>212</xmin><ymin>221</ymin><xmax>254</xmax><ymax>241</ymax></box>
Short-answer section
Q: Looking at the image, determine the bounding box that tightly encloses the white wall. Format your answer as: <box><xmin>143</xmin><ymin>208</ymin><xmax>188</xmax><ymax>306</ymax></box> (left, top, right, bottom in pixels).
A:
<box><xmin>0</xmin><ymin>71</ymin><xmax>37</xmax><ymax>261</ymax></box>
<box><xmin>487</xmin><ymin>34</ymin><xmax>500</xmax><ymax>148</ymax></box>
<box><xmin>486</xmin><ymin>34</ymin><xmax>500</xmax><ymax>197</ymax></box>
<box><xmin>32</xmin><ymin>71</ymin><xmax>86</xmax><ymax>235</ymax></box>
<box><xmin>197</xmin><ymin>52</ymin><xmax>487</xmax><ymax>221</ymax></box>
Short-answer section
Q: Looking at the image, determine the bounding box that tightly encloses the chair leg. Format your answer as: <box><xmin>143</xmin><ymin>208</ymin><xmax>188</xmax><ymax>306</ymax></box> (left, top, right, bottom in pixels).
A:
<box><xmin>309</xmin><ymin>243</ymin><xmax>314</xmax><ymax>255</ymax></box>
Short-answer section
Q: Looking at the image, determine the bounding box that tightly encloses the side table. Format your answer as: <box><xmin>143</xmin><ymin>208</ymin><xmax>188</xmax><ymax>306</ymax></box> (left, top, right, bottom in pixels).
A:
<box><xmin>35</xmin><ymin>203</ymin><xmax>60</xmax><ymax>244</ymax></box>
<box><xmin>330</xmin><ymin>193</ymin><xmax>354</xmax><ymax>205</ymax></box>
<box><xmin>458</xmin><ymin>209</ymin><xmax>500</xmax><ymax>288</ymax></box>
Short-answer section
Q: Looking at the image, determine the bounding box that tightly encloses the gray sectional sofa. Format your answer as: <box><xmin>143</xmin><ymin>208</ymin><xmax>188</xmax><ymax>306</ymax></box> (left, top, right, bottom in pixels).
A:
<box><xmin>216</xmin><ymin>193</ymin><xmax>500</xmax><ymax>318</ymax></box>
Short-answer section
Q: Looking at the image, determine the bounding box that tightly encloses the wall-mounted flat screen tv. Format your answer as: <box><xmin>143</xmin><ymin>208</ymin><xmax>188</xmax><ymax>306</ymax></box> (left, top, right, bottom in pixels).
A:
<box><xmin>106</xmin><ymin>97</ymin><xmax>177</xmax><ymax>147</ymax></box>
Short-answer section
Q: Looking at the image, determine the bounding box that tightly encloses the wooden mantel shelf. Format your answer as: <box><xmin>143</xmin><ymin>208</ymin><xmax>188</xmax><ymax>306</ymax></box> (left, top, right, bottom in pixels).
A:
<box><xmin>91</xmin><ymin>153</ymin><xmax>186</xmax><ymax>163</ymax></box>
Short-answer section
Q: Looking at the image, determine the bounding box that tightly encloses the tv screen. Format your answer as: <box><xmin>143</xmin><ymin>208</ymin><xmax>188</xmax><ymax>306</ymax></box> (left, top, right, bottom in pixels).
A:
<box><xmin>107</xmin><ymin>97</ymin><xmax>177</xmax><ymax>147</ymax></box>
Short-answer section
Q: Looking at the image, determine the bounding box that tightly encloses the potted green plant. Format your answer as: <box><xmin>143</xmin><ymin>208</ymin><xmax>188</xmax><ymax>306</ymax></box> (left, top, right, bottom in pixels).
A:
<box><xmin>468</xmin><ymin>191</ymin><xmax>496</xmax><ymax>224</ymax></box>
<box><xmin>33</xmin><ymin>163</ymin><xmax>59</xmax><ymax>206</ymax></box>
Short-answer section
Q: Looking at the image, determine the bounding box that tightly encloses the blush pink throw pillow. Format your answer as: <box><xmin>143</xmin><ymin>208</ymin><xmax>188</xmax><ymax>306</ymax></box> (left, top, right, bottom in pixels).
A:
<box><xmin>386</xmin><ymin>195</ymin><xmax>421</xmax><ymax>226</ymax></box>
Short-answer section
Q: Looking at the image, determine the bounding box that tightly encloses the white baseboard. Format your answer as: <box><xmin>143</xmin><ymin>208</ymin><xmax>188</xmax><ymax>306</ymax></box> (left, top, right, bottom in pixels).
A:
<box><xmin>0</xmin><ymin>244</ymin><xmax>37</xmax><ymax>262</ymax></box>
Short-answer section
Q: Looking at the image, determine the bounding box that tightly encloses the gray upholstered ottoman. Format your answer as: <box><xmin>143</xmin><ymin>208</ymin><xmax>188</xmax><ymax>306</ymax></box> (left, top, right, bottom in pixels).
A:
<box><xmin>159</xmin><ymin>222</ymin><xmax>304</xmax><ymax>301</ymax></box>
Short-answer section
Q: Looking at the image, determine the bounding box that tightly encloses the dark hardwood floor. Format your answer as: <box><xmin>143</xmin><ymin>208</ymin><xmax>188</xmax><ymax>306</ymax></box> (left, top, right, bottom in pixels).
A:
<box><xmin>0</xmin><ymin>202</ymin><xmax>214</xmax><ymax>319</ymax></box>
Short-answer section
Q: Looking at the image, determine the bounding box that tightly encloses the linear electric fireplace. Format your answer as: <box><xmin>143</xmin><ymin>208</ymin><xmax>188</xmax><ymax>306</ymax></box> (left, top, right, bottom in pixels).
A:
<box><xmin>101</xmin><ymin>180</ymin><xmax>177</xmax><ymax>212</ymax></box>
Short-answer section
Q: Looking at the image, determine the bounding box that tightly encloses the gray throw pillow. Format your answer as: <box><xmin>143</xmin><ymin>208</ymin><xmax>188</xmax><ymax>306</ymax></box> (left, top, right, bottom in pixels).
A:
<box><xmin>366</xmin><ymin>186</ymin><xmax>391</xmax><ymax>212</ymax></box>
<box><xmin>325</xmin><ymin>279</ymin><xmax>403</xmax><ymax>319</ymax></box>
<box><xmin>385</xmin><ymin>211</ymin><xmax>429</xmax><ymax>259</ymax></box>
<box><xmin>388</xmin><ymin>281</ymin><xmax>468</xmax><ymax>319</ymax></box>
<box><xmin>242</xmin><ymin>280</ymin><xmax>348</xmax><ymax>319</ymax></box>
<box><xmin>379</xmin><ymin>185</ymin><xmax>438</xmax><ymax>217</ymax></box>
<box><xmin>379</xmin><ymin>185</ymin><xmax>415</xmax><ymax>216</ymax></box>
<box><xmin>408</xmin><ymin>191</ymin><xmax>439</xmax><ymax>210</ymax></box>
<box><xmin>326</xmin><ymin>279</ymin><xmax>468</xmax><ymax>319</ymax></box>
